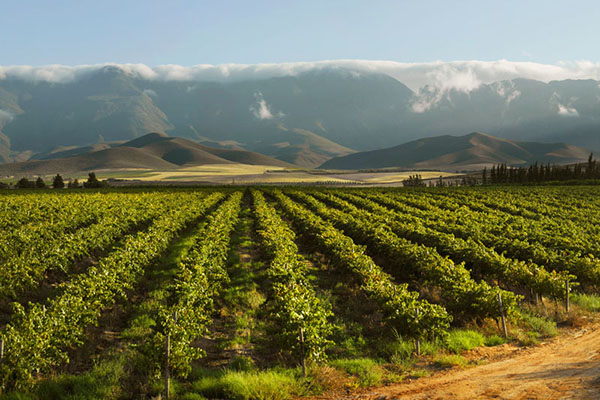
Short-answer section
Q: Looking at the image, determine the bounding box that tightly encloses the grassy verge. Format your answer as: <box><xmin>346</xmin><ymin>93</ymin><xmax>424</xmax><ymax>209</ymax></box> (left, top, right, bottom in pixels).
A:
<box><xmin>189</xmin><ymin>368</ymin><xmax>302</xmax><ymax>400</ymax></box>
<box><xmin>571</xmin><ymin>293</ymin><xmax>600</xmax><ymax>312</ymax></box>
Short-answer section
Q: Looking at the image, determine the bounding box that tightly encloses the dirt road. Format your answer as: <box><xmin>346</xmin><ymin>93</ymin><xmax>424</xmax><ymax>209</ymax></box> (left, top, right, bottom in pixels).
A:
<box><xmin>340</xmin><ymin>324</ymin><xmax>600</xmax><ymax>399</ymax></box>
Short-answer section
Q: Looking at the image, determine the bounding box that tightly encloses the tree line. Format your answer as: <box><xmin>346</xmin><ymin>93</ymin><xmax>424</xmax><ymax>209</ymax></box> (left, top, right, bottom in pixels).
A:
<box><xmin>484</xmin><ymin>154</ymin><xmax>599</xmax><ymax>184</ymax></box>
<box><xmin>1</xmin><ymin>172</ymin><xmax>108</xmax><ymax>189</ymax></box>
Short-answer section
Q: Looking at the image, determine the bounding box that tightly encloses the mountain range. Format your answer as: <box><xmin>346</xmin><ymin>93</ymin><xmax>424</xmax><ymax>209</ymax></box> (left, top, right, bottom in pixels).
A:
<box><xmin>0</xmin><ymin>131</ymin><xmax>589</xmax><ymax>176</ymax></box>
<box><xmin>0</xmin><ymin>132</ymin><xmax>291</xmax><ymax>176</ymax></box>
<box><xmin>1</xmin><ymin>66</ymin><xmax>600</xmax><ymax>167</ymax></box>
<box><xmin>321</xmin><ymin>132</ymin><xmax>591</xmax><ymax>170</ymax></box>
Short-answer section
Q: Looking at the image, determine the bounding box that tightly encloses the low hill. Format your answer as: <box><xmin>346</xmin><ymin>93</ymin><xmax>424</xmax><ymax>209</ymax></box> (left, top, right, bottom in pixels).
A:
<box><xmin>0</xmin><ymin>133</ymin><xmax>293</xmax><ymax>176</ymax></box>
<box><xmin>254</xmin><ymin>127</ymin><xmax>356</xmax><ymax>168</ymax></box>
<box><xmin>320</xmin><ymin>132</ymin><xmax>592</xmax><ymax>170</ymax></box>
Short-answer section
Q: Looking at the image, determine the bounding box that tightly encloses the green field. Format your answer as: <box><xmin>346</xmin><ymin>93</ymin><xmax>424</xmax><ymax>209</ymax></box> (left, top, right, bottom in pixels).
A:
<box><xmin>0</xmin><ymin>185</ymin><xmax>599</xmax><ymax>399</ymax></box>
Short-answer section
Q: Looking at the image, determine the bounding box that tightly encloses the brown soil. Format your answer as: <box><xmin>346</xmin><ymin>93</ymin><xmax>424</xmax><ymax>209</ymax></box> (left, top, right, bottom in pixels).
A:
<box><xmin>316</xmin><ymin>323</ymin><xmax>600</xmax><ymax>400</ymax></box>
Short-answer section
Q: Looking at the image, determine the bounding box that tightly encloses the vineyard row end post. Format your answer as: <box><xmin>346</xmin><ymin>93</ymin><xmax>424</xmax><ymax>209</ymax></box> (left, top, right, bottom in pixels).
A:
<box><xmin>497</xmin><ymin>292</ymin><xmax>508</xmax><ymax>338</ymax></box>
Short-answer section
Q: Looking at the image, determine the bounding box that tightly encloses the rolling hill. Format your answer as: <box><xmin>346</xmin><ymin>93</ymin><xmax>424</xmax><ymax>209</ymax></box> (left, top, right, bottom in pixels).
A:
<box><xmin>0</xmin><ymin>133</ymin><xmax>293</xmax><ymax>176</ymax></box>
<box><xmin>320</xmin><ymin>132</ymin><xmax>592</xmax><ymax>171</ymax></box>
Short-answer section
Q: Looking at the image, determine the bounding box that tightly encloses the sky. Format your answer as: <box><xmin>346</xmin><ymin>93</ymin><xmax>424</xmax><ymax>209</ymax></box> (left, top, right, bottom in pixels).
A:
<box><xmin>2</xmin><ymin>0</ymin><xmax>600</xmax><ymax>66</ymax></box>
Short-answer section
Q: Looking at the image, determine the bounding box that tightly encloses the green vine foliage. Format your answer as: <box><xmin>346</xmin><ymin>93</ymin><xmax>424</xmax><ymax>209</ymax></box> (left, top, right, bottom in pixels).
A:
<box><xmin>0</xmin><ymin>192</ymin><xmax>222</xmax><ymax>391</ymax></box>
<box><xmin>151</xmin><ymin>192</ymin><xmax>242</xmax><ymax>378</ymax></box>
<box><xmin>252</xmin><ymin>189</ymin><xmax>333</xmax><ymax>362</ymax></box>
<box><xmin>272</xmin><ymin>190</ymin><xmax>451</xmax><ymax>339</ymax></box>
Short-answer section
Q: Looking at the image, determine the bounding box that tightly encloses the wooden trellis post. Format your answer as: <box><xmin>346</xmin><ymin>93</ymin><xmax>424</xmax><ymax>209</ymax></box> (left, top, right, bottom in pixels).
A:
<box><xmin>565</xmin><ymin>280</ymin><xmax>570</xmax><ymax>314</ymax></box>
<box><xmin>497</xmin><ymin>292</ymin><xmax>508</xmax><ymax>338</ymax></box>
<box><xmin>414</xmin><ymin>308</ymin><xmax>421</xmax><ymax>355</ymax></box>
<box><xmin>164</xmin><ymin>311</ymin><xmax>177</xmax><ymax>400</ymax></box>
<box><xmin>299</xmin><ymin>327</ymin><xmax>306</xmax><ymax>377</ymax></box>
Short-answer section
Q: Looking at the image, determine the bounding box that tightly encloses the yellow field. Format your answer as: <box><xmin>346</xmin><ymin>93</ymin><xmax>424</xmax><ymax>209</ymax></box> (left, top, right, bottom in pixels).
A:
<box><xmin>39</xmin><ymin>164</ymin><xmax>462</xmax><ymax>186</ymax></box>
<box><xmin>348</xmin><ymin>171</ymin><xmax>459</xmax><ymax>184</ymax></box>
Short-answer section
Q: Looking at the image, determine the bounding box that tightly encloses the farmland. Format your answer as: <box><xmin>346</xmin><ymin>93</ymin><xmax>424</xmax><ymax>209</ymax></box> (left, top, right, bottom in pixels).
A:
<box><xmin>1</xmin><ymin>185</ymin><xmax>600</xmax><ymax>399</ymax></box>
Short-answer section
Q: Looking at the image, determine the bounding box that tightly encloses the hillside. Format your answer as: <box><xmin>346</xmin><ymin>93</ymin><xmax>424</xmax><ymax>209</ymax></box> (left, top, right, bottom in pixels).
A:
<box><xmin>320</xmin><ymin>132</ymin><xmax>592</xmax><ymax>170</ymax></box>
<box><xmin>2</xmin><ymin>67</ymin><xmax>600</xmax><ymax>166</ymax></box>
<box><xmin>0</xmin><ymin>133</ymin><xmax>292</xmax><ymax>176</ymax></box>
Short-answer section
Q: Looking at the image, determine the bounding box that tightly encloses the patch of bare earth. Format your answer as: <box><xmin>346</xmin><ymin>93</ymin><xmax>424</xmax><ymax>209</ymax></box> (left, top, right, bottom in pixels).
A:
<box><xmin>307</xmin><ymin>323</ymin><xmax>600</xmax><ymax>400</ymax></box>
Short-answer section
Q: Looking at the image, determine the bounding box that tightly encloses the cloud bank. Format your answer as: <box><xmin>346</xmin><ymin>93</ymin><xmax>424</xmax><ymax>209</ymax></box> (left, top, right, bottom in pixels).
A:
<box><xmin>2</xmin><ymin>60</ymin><xmax>600</xmax><ymax>93</ymax></box>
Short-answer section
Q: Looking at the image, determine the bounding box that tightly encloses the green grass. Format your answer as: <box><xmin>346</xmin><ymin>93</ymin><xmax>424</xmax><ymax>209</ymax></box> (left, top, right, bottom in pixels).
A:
<box><xmin>445</xmin><ymin>330</ymin><xmax>486</xmax><ymax>353</ymax></box>
<box><xmin>484</xmin><ymin>334</ymin><xmax>506</xmax><ymax>346</ymax></box>
<box><xmin>32</xmin><ymin>354</ymin><xmax>127</xmax><ymax>400</ymax></box>
<box><xmin>433</xmin><ymin>354</ymin><xmax>468</xmax><ymax>368</ymax></box>
<box><xmin>520</xmin><ymin>311</ymin><xmax>558</xmax><ymax>338</ymax></box>
<box><xmin>330</xmin><ymin>358</ymin><xmax>384</xmax><ymax>387</ymax></box>
<box><xmin>380</xmin><ymin>337</ymin><xmax>415</xmax><ymax>361</ymax></box>
<box><xmin>571</xmin><ymin>293</ymin><xmax>600</xmax><ymax>312</ymax></box>
<box><xmin>190</xmin><ymin>369</ymin><xmax>300</xmax><ymax>400</ymax></box>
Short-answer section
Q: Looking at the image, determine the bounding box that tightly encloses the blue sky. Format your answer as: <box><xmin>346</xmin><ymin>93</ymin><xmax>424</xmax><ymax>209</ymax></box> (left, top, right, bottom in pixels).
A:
<box><xmin>2</xmin><ymin>0</ymin><xmax>599</xmax><ymax>66</ymax></box>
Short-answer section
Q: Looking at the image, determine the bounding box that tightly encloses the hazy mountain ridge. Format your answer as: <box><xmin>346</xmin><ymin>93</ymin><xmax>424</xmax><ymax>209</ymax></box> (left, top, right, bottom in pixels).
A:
<box><xmin>320</xmin><ymin>132</ymin><xmax>592</xmax><ymax>170</ymax></box>
<box><xmin>1</xmin><ymin>66</ymin><xmax>600</xmax><ymax>166</ymax></box>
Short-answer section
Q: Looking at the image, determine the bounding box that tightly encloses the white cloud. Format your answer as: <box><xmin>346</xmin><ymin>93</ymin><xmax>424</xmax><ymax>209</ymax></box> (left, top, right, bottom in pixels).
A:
<box><xmin>1</xmin><ymin>60</ymin><xmax>600</xmax><ymax>93</ymax></box>
<box><xmin>250</xmin><ymin>92</ymin><xmax>282</xmax><ymax>120</ymax></box>
<box><xmin>143</xmin><ymin>88</ymin><xmax>157</xmax><ymax>98</ymax></box>
<box><xmin>492</xmin><ymin>81</ymin><xmax>521</xmax><ymax>105</ymax></box>
<box><xmin>0</xmin><ymin>109</ymin><xmax>14</xmax><ymax>124</ymax></box>
<box><xmin>505</xmin><ymin>90</ymin><xmax>521</xmax><ymax>104</ymax></box>
<box><xmin>557</xmin><ymin>104</ymin><xmax>579</xmax><ymax>117</ymax></box>
<box><xmin>550</xmin><ymin>92</ymin><xmax>580</xmax><ymax>117</ymax></box>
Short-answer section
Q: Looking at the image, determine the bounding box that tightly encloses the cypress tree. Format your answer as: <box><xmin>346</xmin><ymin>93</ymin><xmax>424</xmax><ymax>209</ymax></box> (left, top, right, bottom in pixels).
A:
<box><xmin>52</xmin><ymin>174</ymin><xmax>64</xmax><ymax>189</ymax></box>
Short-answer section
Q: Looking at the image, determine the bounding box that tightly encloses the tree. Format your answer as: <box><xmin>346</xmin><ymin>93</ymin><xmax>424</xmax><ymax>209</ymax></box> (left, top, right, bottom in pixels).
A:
<box><xmin>16</xmin><ymin>177</ymin><xmax>35</xmax><ymax>188</ymax></box>
<box><xmin>68</xmin><ymin>179</ymin><xmax>80</xmax><ymax>188</ymax></box>
<box><xmin>52</xmin><ymin>174</ymin><xmax>64</xmax><ymax>189</ymax></box>
<box><xmin>83</xmin><ymin>172</ymin><xmax>103</xmax><ymax>188</ymax></box>
<box><xmin>35</xmin><ymin>177</ymin><xmax>46</xmax><ymax>188</ymax></box>
<box><xmin>402</xmin><ymin>174</ymin><xmax>426</xmax><ymax>187</ymax></box>
<box><xmin>587</xmin><ymin>153</ymin><xmax>596</xmax><ymax>178</ymax></box>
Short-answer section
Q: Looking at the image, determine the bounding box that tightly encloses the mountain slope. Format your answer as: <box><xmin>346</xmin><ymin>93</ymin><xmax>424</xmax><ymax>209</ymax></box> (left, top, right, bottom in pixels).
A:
<box><xmin>0</xmin><ymin>133</ymin><xmax>293</xmax><ymax>176</ymax></box>
<box><xmin>0</xmin><ymin>67</ymin><xmax>408</xmax><ymax>166</ymax></box>
<box><xmin>253</xmin><ymin>127</ymin><xmax>356</xmax><ymax>168</ymax></box>
<box><xmin>320</xmin><ymin>132</ymin><xmax>592</xmax><ymax>170</ymax></box>
<box><xmin>1</xmin><ymin>67</ymin><xmax>600</xmax><ymax>165</ymax></box>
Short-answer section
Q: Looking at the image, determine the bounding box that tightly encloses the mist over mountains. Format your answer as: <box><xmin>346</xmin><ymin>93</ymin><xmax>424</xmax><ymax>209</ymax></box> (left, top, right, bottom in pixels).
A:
<box><xmin>1</xmin><ymin>62</ymin><xmax>600</xmax><ymax>167</ymax></box>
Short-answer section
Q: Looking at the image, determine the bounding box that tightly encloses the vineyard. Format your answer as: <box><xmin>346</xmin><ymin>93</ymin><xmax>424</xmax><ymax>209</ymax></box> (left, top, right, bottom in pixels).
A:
<box><xmin>0</xmin><ymin>186</ymin><xmax>599</xmax><ymax>399</ymax></box>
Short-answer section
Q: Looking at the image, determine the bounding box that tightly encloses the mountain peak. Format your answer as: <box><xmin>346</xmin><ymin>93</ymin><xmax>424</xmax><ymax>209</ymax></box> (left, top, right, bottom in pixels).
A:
<box><xmin>121</xmin><ymin>132</ymin><xmax>169</xmax><ymax>148</ymax></box>
<box><xmin>466</xmin><ymin>132</ymin><xmax>492</xmax><ymax>138</ymax></box>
